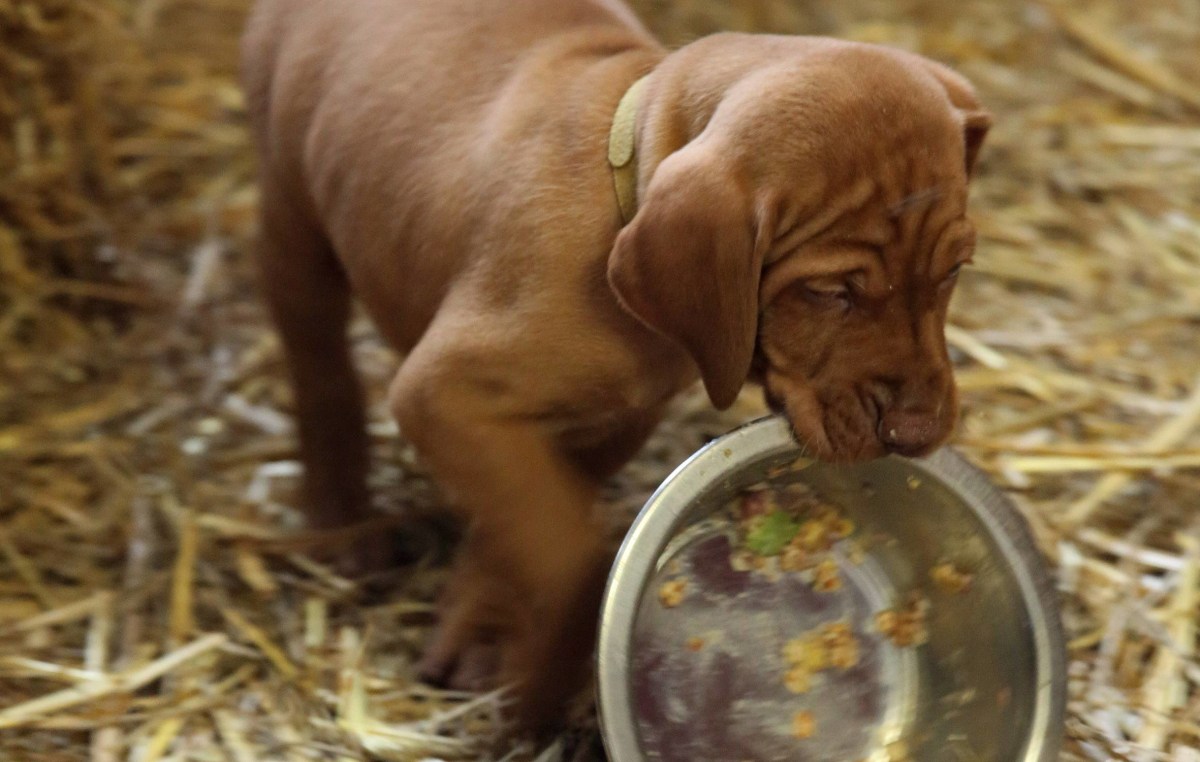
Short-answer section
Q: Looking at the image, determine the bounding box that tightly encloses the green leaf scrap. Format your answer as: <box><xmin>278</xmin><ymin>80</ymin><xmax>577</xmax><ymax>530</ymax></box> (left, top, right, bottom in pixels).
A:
<box><xmin>745</xmin><ymin>510</ymin><xmax>800</xmax><ymax>557</ymax></box>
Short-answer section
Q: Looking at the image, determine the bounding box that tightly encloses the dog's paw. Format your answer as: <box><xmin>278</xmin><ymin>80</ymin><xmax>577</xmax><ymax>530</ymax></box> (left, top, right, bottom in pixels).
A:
<box><xmin>417</xmin><ymin>556</ymin><xmax>509</xmax><ymax>688</ymax></box>
<box><xmin>418</xmin><ymin>541</ymin><xmax>610</xmax><ymax>730</ymax></box>
<box><xmin>289</xmin><ymin>513</ymin><xmax>458</xmax><ymax>580</ymax></box>
<box><xmin>331</xmin><ymin>531</ymin><xmax>403</xmax><ymax>578</ymax></box>
<box><xmin>418</xmin><ymin>634</ymin><xmax>500</xmax><ymax>693</ymax></box>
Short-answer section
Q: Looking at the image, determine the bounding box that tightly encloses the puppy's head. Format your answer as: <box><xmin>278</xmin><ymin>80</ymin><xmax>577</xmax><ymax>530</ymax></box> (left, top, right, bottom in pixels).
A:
<box><xmin>609</xmin><ymin>40</ymin><xmax>990</xmax><ymax>462</ymax></box>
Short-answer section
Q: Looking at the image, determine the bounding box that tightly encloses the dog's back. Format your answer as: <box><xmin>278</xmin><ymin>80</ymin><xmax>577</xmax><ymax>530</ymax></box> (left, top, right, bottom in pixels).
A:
<box><xmin>241</xmin><ymin>0</ymin><xmax>660</xmax><ymax>350</ymax></box>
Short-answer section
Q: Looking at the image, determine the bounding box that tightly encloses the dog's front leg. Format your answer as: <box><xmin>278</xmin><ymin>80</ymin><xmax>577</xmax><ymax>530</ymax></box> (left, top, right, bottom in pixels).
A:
<box><xmin>389</xmin><ymin>352</ymin><xmax>611</xmax><ymax>729</ymax></box>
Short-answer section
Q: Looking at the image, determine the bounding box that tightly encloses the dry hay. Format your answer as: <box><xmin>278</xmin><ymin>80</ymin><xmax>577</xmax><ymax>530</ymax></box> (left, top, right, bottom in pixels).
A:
<box><xmin>1</xmin><ymin>0</ymin><xmax>1199</xmax><ymax>760</ymax></box>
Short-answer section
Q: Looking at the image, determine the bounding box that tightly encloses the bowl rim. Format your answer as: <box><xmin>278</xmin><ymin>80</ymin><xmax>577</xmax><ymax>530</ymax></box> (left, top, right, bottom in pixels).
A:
<box><xmin>596</xmin><ymin>415</ymin><xmax>1066</xmax><ymax>762</ymax></box>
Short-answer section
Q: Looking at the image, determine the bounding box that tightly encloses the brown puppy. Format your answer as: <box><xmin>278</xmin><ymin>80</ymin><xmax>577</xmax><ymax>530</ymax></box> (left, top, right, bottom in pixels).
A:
<box><xmin>241</xmin><ymin>0</ymin><xmax>989</xmax><ymax>727</ymax></box>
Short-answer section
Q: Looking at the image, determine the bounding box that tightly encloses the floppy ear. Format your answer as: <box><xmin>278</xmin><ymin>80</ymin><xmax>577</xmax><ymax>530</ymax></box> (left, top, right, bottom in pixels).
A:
<box><xmin>608</xmin><ymin>144</ymin><xmax>763</xmax><ymax>410</ymax></box>
<box><xmin>918</xmin><ymin>60</ymin><xmax>992</xmax><ymax>176</ymax></box>
<box><xmin>959</xmin><ymin>110</ymin><xmax>991</xmax><ymax>177</ymax></box>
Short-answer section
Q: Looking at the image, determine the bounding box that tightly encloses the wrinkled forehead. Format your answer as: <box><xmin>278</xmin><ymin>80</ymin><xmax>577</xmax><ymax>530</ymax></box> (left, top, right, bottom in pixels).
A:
<box><xmin>884</xmin><ymin>187</ymin><xmax>975</xmax><ymax>280</ymax></box>
<box><xmin>759</xmin><ymin>165</ymin><xmax>972</xmax><ymax>254</ymax></box>
<box><xmin>876</xmin><ymin>175</ymin><xmax>971</xmax><ymax>240</ymax></box>
<box><xmin>756</xmin><ymin>172</ymin><xmax>974</xmax><ymax>301</ymax></box>
<box><xmin>721</xmin><ymin>124</ymin><xmax>970</xmax><ymax>260</ymax></box>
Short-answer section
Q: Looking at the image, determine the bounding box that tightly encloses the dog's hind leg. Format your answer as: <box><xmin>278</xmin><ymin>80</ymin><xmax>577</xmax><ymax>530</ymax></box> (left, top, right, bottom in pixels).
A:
<box><xmin>255</xmin><ymin>185</ymin><xmax>392</xmax><ymax>572</ymax></box>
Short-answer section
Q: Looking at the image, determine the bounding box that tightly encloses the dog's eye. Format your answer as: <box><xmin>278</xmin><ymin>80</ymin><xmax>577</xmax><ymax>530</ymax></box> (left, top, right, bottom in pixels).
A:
<box><xmin>941</xmin><ymin>259</ymin><xmax>971</xmax><ymax>288</ymax></box>
<box><xmin>801</xmin><ymin>282</ymin><xmax>853</xmax><ymax>309</ymax></box>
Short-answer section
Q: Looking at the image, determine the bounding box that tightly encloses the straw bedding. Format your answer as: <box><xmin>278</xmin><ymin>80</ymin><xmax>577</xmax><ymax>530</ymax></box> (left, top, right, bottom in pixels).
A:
<box><xmin>1</xmin><ymin>0</ymin><xmax>1198</xmax><ymax>759</ymax></box>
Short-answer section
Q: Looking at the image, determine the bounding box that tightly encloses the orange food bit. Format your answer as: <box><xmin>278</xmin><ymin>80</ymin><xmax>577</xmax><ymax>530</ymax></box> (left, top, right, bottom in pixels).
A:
<box><xmin>780</xmin><ymin>543</ymin><xmax>810</xmax><ymax>572</ymax></box>
<box><xmin>829</xmin><ymin>517</ymin><xmax>856</xmax><ymax>539</ymax></box>
<box><xmin>813</xmin><ymin>559</ymin><xmax>842</xmax><ymax>592</ymax></box>
<box><xmin>784</xmin><ymin>665</ymin><xmax>812</xmax><ymax>694</ymax></box>
<box><xmin>658</xmin><ymin>579</ymin><xmax>687</xmax><ymax>608</ymax></box>
<box><xmin>931</xmin><ymin>562</ymin><xmax>973</xmax><ymax>594</ymax></box>
<box><xmin>874</xmin><ymin>595</ymin><xmax>930</xmax><ymax>647</ymax></box>
<box><xmin>791</xmin><ymin>710</ymin><xmax>815</xmax><ymax>739</ymax></box>
<box><xmin>796</xmin><ymin>520</ymin><xmax>828</xmax><ymax>552</ymax></box>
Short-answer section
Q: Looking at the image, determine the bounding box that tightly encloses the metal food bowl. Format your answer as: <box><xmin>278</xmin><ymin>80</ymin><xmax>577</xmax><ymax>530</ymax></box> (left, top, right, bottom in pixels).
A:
<box><xmin>597</xmin><ymin>416</ymin><xmax>1065</xmax><ymax>762</ymax></box>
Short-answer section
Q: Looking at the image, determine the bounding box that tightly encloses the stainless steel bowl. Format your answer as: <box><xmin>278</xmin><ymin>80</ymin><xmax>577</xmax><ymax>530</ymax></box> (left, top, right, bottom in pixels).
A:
<box><xmin>597</xmin><ymin>416</ymin><xmax>1065</xmax><ymax>762</ymax></box>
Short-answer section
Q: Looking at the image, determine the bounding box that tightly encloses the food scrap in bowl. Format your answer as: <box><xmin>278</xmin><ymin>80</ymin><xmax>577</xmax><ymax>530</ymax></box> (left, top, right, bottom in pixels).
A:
<box><xmin>874</xmin><ymin>593</ymin><xmax>930</xmax><ymax>647</ymax></box>
<box><xmin>813</xmin><ymin>558</ymin><xmax>843</xmax><ymax>592</ymax></box>
<box><xmin>790</xmin><ymin>709</ymin><xmax>816</xmax><ymax>739</ymax></box>
<box><xmin>658</xmin><ymin>578</ymin><xmax>687</xmax><ymax>608</ymax></box>
<box><xmin>931</xmin><ymin>562</ymin><xmax>973</xmax><ymax>594</ymax></box>
<box><xmin>728</xmin><ymin>481</ymin><xmax>859</xmax><ymax>593</ymax></box>
<box><xmin>781</xmin><ymin>620</ymin><xmax>861</xmax><ymax>694</ymax></box>
<box><xmin>783</xmin><ymin>665</ymin><xmax>813</xmax><ymax>694</ymax></box>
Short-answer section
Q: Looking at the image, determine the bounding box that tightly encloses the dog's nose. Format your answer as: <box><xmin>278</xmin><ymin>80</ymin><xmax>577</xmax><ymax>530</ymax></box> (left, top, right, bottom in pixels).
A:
<box><xmin>878</xmin><ymin>409</ymin><xmax>941</xmax><ymax>457</ymax></box>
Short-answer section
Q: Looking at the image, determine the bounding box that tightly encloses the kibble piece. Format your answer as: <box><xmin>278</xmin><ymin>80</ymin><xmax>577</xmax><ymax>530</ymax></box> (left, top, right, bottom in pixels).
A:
<box><xmin>874</xmin><ymin>595</ymin><xmax>930</xmax><ymax>647</ymax></box>
<box><xmin>779</xmin><ymin>542</ymin><xmax>810</xmax><ymax>572</ymax></box>
<box><xmin>685</xmin><ymin>636</ymin><xmax>705</xmax><ymax>652</ymax></box>
<box><xmin>829</xmin><ymin>643</ymin><xmax>858</xmax><ymax>669</ymax></box>
<box><xmin>828</xmin><ymin>517</ymin><xmax>856</xmax><ymax>539</ymax></box>
<box><xmin>791</xmin><ymin>710</ymin><xmax>815</xmax><ymax>739</ymax></box>
<box><xmin>730</xmin><ymin>549</ymin><xmax>756</xmax><ymax>572</ymax></box>
<box><xmin>783</xmin><ymin>665</ymin><xmax>812</xmax><ymax>694</ymax></box>
<box><xmin>658</xmin><ymin>579</ymin><xmax>687</xmax><ymax>608</ymax></box>
<box><xmin>821</xmin><ymin>621</ymin><xmax>860</xmax><ymax>669</ymax></box>
<box><xmin>796</xmin><ymin>519</ymin><xmax>828</xmax><ymax>552</ymax></box>
<box><xmin>781</xmin><ymin>621</ymin><xmax>862</xmax><ymax>694</ymax></box>
<box><xmin>786</xmin><ymin>636</ymin><xmax>828</xmax><ymax>673</ymax></box>
<box><xmin>931</xmin><ymin>562</ymin><xmax>973</xmax><ymax>594</ymax></box>
<box><xmin>821</xmin><ymin>621</ymin><xmax>852</xmax><ymax>639</ymax></box>
<box><xmin>783</xmin><ymin>637</ymin><xmax>808</xmax><ymax>664</ymax></box>
<box><xmin>813</xmin><ymin>559</ymin><xmax>842</xmax><ymax>592</ymax></box>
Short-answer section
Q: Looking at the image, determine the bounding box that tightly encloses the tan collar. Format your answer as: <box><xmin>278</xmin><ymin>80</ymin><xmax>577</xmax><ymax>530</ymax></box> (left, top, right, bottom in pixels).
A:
<box><xmin>608</xmin><ymin>75</ymin><xmax>649</xmax><ymax>226</ymax></box>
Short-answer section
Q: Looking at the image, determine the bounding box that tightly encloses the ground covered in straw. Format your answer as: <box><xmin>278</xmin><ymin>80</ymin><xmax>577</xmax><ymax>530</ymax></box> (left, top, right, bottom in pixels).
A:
<box><xmin>2</xmin><ymin>0</ymin><xmax>1199</xmax><ymax>760</ymax></box>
